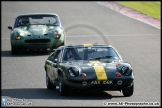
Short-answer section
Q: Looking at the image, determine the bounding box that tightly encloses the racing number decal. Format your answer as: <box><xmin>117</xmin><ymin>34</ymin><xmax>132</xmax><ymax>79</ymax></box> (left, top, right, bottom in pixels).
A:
<box><xmin>89</xmin><ymin>60</ymin><xmax>108</xmax><ymax>81</ymax></box>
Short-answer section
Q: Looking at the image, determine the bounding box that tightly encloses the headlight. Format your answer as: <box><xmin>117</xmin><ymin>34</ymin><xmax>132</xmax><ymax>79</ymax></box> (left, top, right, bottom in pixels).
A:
<box><xmin>122</xmin><ymin>66</ymin><xmax>132</xmax><ymax>76</ymax></box>
<box><xmin>54</xmin><ymin>31</ymin><xmax>61</xmax><ymax>39</ymax></box>
<box><xmin>68</xmin><ymin>67</ymin><xmax>80</xmax><ymax>77</ymax></box>
<box><xmin>14</xmin><ymin>35</ymin><xmax>22</xmax><ymax>40</ymax></box>
<box><xmin>14</xmin><ymin>32</ymin><xmax>23</xmax><ymax>40</ymax></box>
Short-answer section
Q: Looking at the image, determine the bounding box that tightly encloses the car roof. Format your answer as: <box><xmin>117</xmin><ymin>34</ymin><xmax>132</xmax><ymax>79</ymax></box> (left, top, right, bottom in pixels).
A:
<box><xmin>16</xmin><ymin>13</ymin><xmax>59</xmax><ymax>17</ymax></box>
<box><xmin>67</xmin><ymin>44</ymin><xmax>112</xmax><ymax>47</ymax></box>
<box><xmin>57</xmin><ymin>44</ymin><xmax>113</xmax><ymax>49</ymax></box>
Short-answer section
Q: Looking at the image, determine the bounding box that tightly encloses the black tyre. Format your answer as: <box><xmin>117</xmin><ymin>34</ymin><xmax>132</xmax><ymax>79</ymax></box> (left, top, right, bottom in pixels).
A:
<box><xmin>11</xmin><ymin>45</ymin><xmax>18</xmax><ymax>55</ymax></box>
<box><xmin>122</xmin><ymin>83</ymin><xmax>134</xmax><ymax>97</ymax></box>
<box><xmin>60</xmin><ymin>42</ymin><xmax>64</xmax><ymax>46</ymax></box>
<box><xmin>46</xmin><ymin>73</ymin><xmax>56</xmax><ymax>89</ymax></box>
<box><xmin>59</xmin><ymin>75</ymin><xmax>70</xmax><ymax>96</ymax></box>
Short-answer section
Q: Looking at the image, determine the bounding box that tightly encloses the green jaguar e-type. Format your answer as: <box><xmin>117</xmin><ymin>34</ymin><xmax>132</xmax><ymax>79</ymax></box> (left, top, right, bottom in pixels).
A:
<box><xmin>8</xmin><ymin>13</ymin><xmax>66</xmax><ymax>55</ymax></box>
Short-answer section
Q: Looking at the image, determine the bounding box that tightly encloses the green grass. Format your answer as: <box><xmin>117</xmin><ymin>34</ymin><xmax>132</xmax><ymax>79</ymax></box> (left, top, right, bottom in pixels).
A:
<box><xmin>116</xmin><ymin>1</ymin><xmax>161</xmax><ymax>19</ymax></box>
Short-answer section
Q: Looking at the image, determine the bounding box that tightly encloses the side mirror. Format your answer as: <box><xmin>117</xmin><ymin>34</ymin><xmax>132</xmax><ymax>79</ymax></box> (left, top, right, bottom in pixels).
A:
<box><xmin>52</xmin><ymin>59</ymin><xmax>58</xmax><ymax>68</ymax></box>
<box><xmin>54</xmin><ymin>58</ymin><xmax>58</xmax><ymax>63</ymax></box>
<box><xmin>8</xmin><ymin>26</ymin><xmax>12</xmax><ymax>30</ymax></box>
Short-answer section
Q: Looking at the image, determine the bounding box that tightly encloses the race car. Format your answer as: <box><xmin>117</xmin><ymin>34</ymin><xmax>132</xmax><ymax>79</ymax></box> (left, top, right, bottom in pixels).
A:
<box><xmin>44</xmin><ymin>44</ymin><xmax>134</xmax><ymax>97</ymax></box>
<box><xmin>8</xmin><ymin>13</ymin><xmax>66</xmax><ymax>55</ymax></box>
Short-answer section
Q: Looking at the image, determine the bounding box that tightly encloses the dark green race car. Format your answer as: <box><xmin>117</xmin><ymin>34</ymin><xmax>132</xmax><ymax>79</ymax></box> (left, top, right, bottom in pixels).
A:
<box><xmin>8</xmin><ymin>13</ymin><xmax>66</xmax><ymax>55</ymax></box>
<box><xmin>44</xmin><ymin>44</ymin><xmax>134</xmax><ymax>96</ymax></box>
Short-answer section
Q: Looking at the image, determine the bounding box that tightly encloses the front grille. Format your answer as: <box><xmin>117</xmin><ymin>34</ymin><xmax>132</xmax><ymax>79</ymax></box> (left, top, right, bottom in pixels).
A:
<box><xmin>25</xmin><ymin>39</ymin><xmax>51</xmax><ymax>43</ymax></box>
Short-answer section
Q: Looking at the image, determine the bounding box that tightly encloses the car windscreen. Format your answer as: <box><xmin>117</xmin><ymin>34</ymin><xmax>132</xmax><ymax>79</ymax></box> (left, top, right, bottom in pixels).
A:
<box><xmin>62</xmin><ymin>47</ymin><xmax>120</xmax><ymax>61</ymax></box>
<box><xmin>15</xmin><ymin>15</ymin><xmax>60</xmax><ymax>26</ymax></box>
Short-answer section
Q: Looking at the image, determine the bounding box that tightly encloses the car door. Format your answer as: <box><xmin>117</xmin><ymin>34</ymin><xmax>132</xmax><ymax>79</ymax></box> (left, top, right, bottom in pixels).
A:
<box><xmin>46</xmin><ymin>52</ymin><xmax>55</xmax><ymax>80</ymax></box>
<box><xmin>50</xmin><ymin>49</ymin><xmax>62</xmax><ymax>83</ymax></box>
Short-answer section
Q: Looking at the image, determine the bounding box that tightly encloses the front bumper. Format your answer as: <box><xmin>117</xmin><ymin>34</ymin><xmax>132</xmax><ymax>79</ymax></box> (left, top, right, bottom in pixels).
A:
<box><xmin>11</xmin><ymin>36</ymin><xmax>64</xmax><ymax>49</ymax></box>
<box><xmin>63</xmin><ymin>78</ymin><xmax>134</xmax><ymax>91</ymax></box>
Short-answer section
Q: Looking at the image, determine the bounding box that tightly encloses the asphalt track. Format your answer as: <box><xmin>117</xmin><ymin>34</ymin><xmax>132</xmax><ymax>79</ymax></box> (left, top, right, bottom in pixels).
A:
<box><xmin>1</xmin><ymin>1</ymin><xmax>161</xmax><ymax>107</ymax></box>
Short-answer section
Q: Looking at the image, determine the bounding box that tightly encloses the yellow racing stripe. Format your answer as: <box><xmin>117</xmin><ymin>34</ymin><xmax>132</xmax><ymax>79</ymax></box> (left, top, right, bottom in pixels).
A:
<box><xmin>89</xmin><ymin>60</ymin><xmax>108</xmax><ymax>81</ymax></box>
<box><xmin>83</xmin><ymin>44</ymin><xmax>93</xmax><ymax>47</ymax></box>
<box><xmin>93</xmin><ymin>66</ymin><xmax>108</xmax><ymax>81</ymax></box>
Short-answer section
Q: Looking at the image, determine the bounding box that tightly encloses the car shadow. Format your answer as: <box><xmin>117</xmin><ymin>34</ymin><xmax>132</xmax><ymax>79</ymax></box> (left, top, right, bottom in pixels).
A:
<box><xmin>1</xmin><ymin>88</ymin><xmax>124</xmax><ymax>100</ymax></box>
<box><xmin>1</xmin><ymin>50</ymin><xmax>52</xmax><ymax>57</ymax></box>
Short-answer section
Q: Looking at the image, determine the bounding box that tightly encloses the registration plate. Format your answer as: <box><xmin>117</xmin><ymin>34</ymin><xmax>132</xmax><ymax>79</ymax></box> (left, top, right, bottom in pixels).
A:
<box><xmin>91</xmin><ymin>80</ymin><xmax>113</xmax><ymax>85</ymax></box>
<box><xmin>31</xmin><ymin>36</ymin><xmax>45</xmax><ymax>39</ymax></box>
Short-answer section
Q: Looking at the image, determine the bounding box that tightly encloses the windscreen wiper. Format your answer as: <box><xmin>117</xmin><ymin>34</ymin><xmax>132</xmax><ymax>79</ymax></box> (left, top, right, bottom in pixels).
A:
<box><xmin>88</xmin><ymin>56</ymin><xmax>113</xmax><ymax>60</ymax></box>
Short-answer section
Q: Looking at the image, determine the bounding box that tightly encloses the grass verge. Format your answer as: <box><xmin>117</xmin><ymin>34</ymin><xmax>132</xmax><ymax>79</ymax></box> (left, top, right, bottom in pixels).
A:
<box><xmin>116</xmin><ymin>1</ymin><xmax>161</xmax><ymax>19</ymax></box>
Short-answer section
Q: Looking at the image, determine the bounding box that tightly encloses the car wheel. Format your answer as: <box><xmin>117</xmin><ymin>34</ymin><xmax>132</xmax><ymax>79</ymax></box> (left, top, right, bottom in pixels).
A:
<box><xmin>11</xmin><ymin>45</ymin><xmax>18</xmax><ymax>55</ymax></box>
<box><xmin>122</xmin><ymin>83</ymin><xmax>134</xmax><ymax>97</ymax></box>
<box><xmin>59</xmin><ymin>75</ymin><xmax>70</xmax><ymax>96</ymax></box>
<box><xmin>61</xmin><ymin>42</ymin><xmax>64</xmax><ymax>46</ymax></box>
<box><xmin>46</xmin><ymin>73</ymin><xmax>56</xmax><ymax>89</ymax></box>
